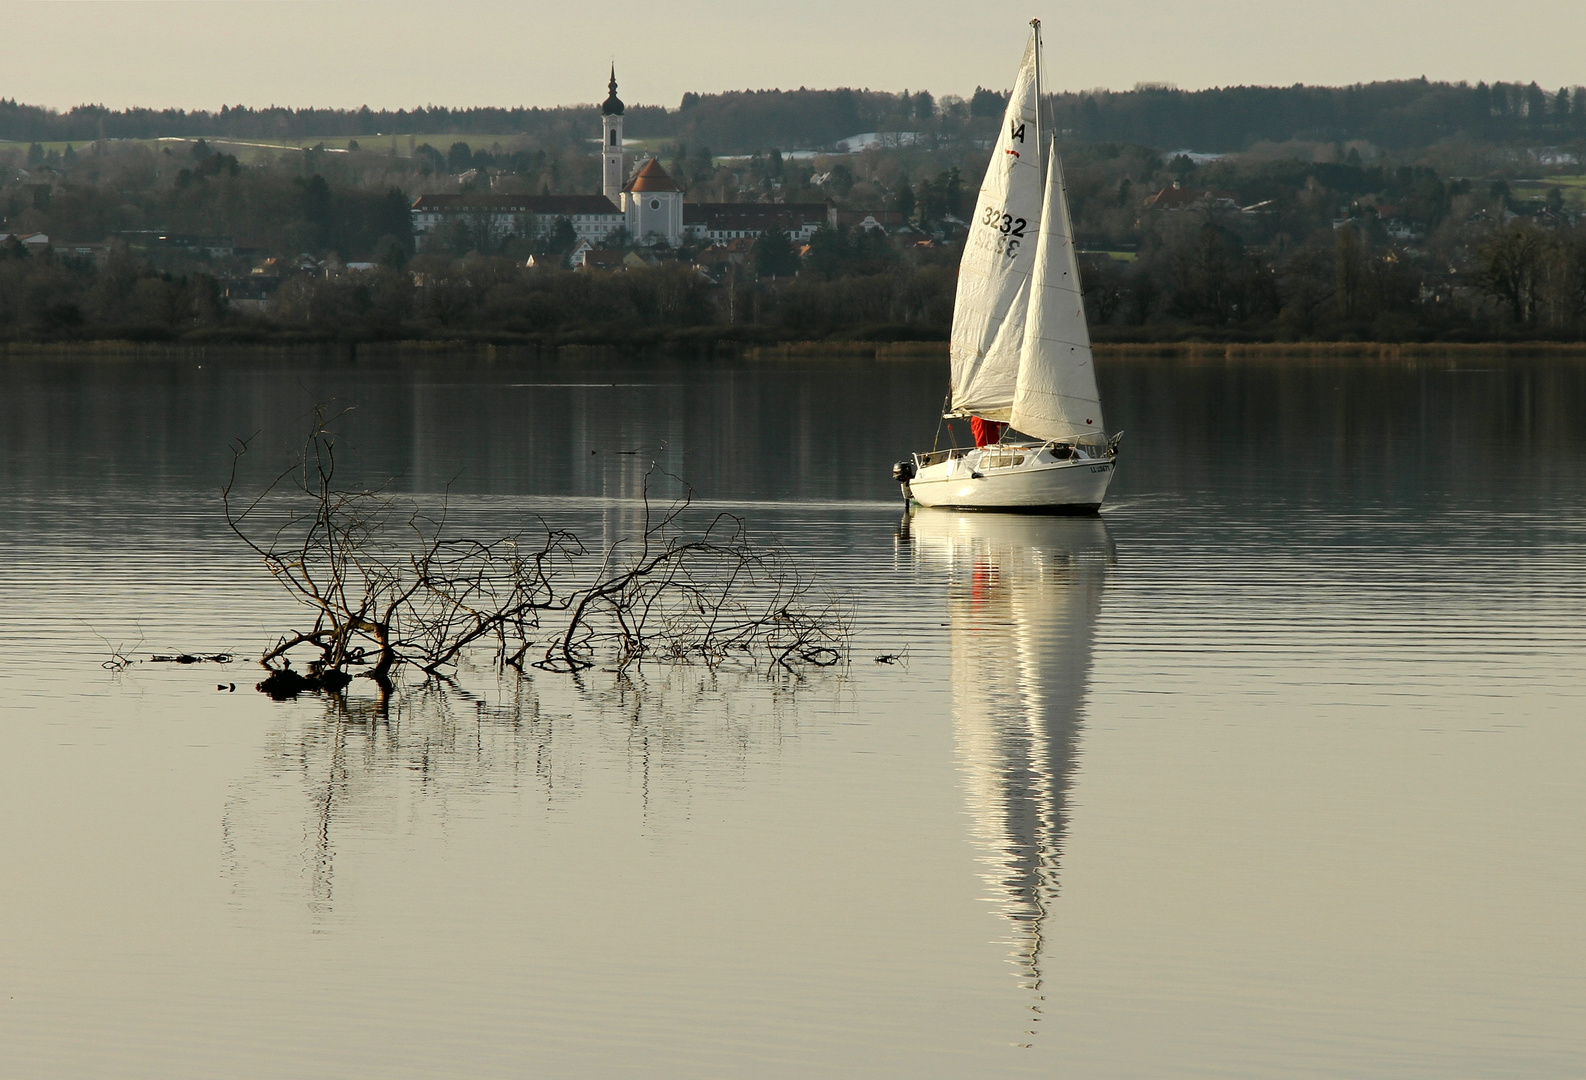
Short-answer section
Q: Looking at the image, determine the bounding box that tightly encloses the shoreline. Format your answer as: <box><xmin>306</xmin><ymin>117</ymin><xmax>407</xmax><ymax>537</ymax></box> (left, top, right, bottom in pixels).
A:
<box><xmin>5</xmin><ymin>339</ymin><xmax>1586</xmax><ymax>361</ymax></box>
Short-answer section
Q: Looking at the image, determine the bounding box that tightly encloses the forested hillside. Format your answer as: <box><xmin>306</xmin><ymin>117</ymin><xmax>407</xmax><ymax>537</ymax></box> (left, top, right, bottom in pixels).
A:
<box><xmin>4</xmin><ymin>78</ymin><xmax>1584</xmax><ymax>154</ymax></box>
<box><xmin>4</xmin><ymin>74</ymin><xmax>1586</xmax><ymax>346</ymax></box>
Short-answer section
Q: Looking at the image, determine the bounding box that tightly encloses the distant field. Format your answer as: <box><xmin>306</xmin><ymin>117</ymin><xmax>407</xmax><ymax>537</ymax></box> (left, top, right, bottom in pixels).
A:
<box><xmin>2</xmin><ymin>133</ymin><xmax>547</xmax><ymax>162</ymax></box>
<box><xmin>1514</xmin><ymin>176</ymin><xmax>1586</xmax><ymax>208</ymax></box>
<box><xmin>0</xmin><ymin>134</ymin><xmax>721</xmax><ymax>179</ymax></box>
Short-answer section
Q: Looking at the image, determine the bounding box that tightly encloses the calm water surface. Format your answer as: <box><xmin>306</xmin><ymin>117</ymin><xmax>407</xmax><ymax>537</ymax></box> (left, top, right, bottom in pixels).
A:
<box><xmin>1</xmin><ymin>350</ymin><xmax>1584</xmax><ymax>1078</ymax></box>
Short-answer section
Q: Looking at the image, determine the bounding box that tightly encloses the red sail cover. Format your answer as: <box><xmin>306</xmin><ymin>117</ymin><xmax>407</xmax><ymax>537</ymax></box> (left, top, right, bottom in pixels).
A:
<box><xmin>971</xmin><ymin>417</ymin><xmax>1004</xmax><ymax>447</ymax></box>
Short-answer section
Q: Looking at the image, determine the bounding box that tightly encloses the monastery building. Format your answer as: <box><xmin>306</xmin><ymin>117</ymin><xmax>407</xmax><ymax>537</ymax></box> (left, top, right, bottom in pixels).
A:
<box><xmin>411</xmin><ymin>69</ymin><xmax>837</xmax><ymax>250</ymax></box>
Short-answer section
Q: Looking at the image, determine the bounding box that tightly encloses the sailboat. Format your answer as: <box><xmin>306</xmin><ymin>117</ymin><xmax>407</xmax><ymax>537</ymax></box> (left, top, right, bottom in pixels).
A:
<box><xmin>895</xmin><ymin>21</ymin><xmax>1119</xmax><ymax>513</ymax></box>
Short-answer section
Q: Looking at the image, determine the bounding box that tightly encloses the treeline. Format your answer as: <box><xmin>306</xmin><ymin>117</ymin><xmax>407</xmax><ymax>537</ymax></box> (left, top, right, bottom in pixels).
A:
<box><xmin>1056</xmin><ymin>143</ymin><xmax>1586</xmax><ymax>340</ymax></box>
<box><xmin>0</xmin><ymin>234</ymin><xmax>959</xmax><ymax>346</ymax></box>
<box><xmin>5</xmin><ymin>216</ymin><xmax>1585</xmax><ymax>346</ymax></box>
<box><xmin>6</xmin><ymin>78</ymin><xmax>1585</xmax><ymax>154</ymax></box>
<box><xmin>0</xmin><ymin>99</ymin><xmax>669</xmax><ymax>149</ymax></box>
<box><xmin>4</xmin><ymin>141</ymin><xmax>413</xmax><ymax>257</ymax></box>
<box><xmin>1081</xmin><ymin>220</ymin><xmax>1586</xmax><ymax>343</ymax></box>
<box><xmin>1045</xmin><ymin>79</ymin><xmax>1586</xmax><ymax>153</ymax></box>
<box><xmin>669</xmin><ymin>89</ymin><xmax>940</xmax><ymax>153</ymax></box>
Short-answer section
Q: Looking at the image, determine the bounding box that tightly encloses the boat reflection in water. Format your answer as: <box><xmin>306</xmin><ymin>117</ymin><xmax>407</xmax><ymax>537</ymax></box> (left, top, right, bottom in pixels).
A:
<box><xmin>904</xmin><ymin>509</ymin><xmax>1112</xmax><ymax>1023</ymax></box>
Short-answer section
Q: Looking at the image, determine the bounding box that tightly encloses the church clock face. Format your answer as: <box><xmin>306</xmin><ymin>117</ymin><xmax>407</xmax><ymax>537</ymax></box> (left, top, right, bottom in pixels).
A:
<box><xmin>650</xmin><ymin>199</ymin><xmax>661</xmax><ymax>210</ymax></box>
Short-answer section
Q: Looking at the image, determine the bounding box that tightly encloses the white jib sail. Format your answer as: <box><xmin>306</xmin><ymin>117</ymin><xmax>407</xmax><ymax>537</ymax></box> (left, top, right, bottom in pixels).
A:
<box><xmin>1008</xmin><ymin>144</ymin><xmax>1106</xmax><ymax>443</ymax></box>
<box><xmin>948</xmin><ymin>31</ymin><xmax>1044</xmax><ymax>421</ymax></box>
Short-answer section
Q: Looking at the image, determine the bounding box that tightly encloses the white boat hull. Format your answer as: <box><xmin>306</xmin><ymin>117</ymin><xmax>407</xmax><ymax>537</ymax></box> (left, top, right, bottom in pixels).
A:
<box><xmin>906</xmin><ymin>446</ymin><xmax>1115</xmax><ymax>512</ymax></box>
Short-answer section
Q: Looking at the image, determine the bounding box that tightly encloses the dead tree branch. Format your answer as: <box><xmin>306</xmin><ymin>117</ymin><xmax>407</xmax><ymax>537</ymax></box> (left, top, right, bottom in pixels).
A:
<box><xmin>225</xmin><ymin>408</ymin><xmax>847</xmax><ymax>696</ymax></box>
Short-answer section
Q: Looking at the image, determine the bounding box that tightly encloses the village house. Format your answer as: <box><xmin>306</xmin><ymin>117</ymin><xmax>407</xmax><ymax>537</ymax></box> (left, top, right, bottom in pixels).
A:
<box><xmin>119</xmin><ymin>231</ymin><xmax>238</xmax><ymax>258</ymax></box>
<box><xmin>683</xmin><ymin>203</ymin><xmax>830</xmax><ymax>245</ymax></box>
<box><xmin>1141</xmin><ymin>181</ymin><xmax>1240</xmax><ymax>214</ymax></box>
<box><xmin>221</xmin><ymin>276</ymin><xmax>283</xmax><ymax>314</ymax></box>
<box><xmin>571</xmin><ymin>246</ymin><xmax>626</xmax><ymax>271</ymax></box>
<box><xmin>0</xmin><ymin>232</ymin><xmax>53</xmax><ymax>255</ymax></box>
<box><xmin>0</xmin><ymin>232</ymin><xmax>110</xmax><ymax>262</ymax></box>
<box><xmin>51</xmin><ymin>241</ymin><xmax>113</xmax><ymax>264</ymax></box>
<box><xmin>831</xmin><ymin>209</ymin><xmax>907</xmax><ymax>232</ymax></box>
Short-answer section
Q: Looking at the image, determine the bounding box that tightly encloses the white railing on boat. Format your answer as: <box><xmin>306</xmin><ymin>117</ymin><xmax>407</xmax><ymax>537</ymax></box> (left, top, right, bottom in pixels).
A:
<box><xmin>914</xmin><ymin>441</ymin><xmax>1106</xmax><ymax>470</ymax></box>
<box><xmin>914</xmin><ymin>448</ymin><xmax>968</xmax><ymax>468</ymax></box>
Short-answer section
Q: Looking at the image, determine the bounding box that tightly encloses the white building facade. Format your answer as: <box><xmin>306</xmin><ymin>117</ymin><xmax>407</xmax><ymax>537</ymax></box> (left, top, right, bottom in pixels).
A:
<box><xmin>682</xmin><ymin>204</ymin><xmax>831</xmax><ymax>245</ymax></box>
<box><xmin>411</xmin><ymin>194</ymin><xmax>625</xmax><ymax>245</ymax></box>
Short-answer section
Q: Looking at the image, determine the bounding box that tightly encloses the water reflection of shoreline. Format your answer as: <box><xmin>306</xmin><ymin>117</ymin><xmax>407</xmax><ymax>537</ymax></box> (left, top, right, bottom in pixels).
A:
<box><xmin>906</xmin><ymin>510</ymin><xmax>1113</xmax><ymax>1029</ymax></box>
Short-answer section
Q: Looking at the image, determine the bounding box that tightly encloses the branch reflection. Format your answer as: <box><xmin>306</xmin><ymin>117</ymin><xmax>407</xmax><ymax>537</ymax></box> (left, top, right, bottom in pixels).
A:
<box><xmin>220</xmin><ymin>665</ymin><xmax>827</xmax><ymax>920</ymax></box>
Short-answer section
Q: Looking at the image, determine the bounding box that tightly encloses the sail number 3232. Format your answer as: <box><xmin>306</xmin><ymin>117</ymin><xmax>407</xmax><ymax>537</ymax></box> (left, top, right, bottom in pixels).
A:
<box><xmin>974</xmin><ymin>205</ymin><xmax>1027</xmax><ymax>259</ymax></box>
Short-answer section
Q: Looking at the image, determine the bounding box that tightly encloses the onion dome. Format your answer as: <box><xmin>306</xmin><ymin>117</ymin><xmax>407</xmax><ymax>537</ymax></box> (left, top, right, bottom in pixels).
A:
<box><xmin>601</xmin><ymin>65</ymin><xmax>625</xmax><ymax>116</ymax></box>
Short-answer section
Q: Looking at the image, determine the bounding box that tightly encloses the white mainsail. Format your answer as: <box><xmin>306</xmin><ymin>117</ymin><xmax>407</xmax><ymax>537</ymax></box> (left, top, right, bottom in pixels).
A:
<box><xmin>948</xmin><ymin>30</ymin><xmax>1044</xmax><ymax>421</ymax></box>
<box><xmin>1008</xmin><ymin>144</ymin><xmax>1106</xmax><ymax>443</ymax></box>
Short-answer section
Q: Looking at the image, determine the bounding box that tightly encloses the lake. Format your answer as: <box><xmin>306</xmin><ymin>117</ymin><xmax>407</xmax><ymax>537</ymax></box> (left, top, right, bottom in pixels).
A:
<box><xmin>2</xmin><ymin>348</ymin><xmax>1584</xmax><ymax>1078</ymax></box>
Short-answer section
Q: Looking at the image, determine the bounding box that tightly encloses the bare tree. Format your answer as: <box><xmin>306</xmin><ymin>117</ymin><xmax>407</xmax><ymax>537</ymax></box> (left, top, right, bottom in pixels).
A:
<box><xmin>1476</xmin><ymin>222</ymin><xmax>1549</xmax><ymax>324</ymax></box>
<box><xmin>224</xmin><ymin>407</ymin><xmax>846</xmax><ymax>696</ymax></box>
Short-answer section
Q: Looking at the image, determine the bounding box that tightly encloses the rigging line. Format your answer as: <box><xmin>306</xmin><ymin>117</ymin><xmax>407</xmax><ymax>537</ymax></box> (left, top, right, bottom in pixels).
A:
<box><xmin>932</xmin><ymin>388</ymin><xmax>951</xmax><ymax>454</ymax></box>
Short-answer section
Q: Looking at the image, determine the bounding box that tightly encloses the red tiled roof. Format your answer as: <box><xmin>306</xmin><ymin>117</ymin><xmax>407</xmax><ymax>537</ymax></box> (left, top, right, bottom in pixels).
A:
<box><xmin>1141</xmin><ymin>184</ymin><xmax>1240</xmax><ymax>211</ymax></box>
<box><xmin>623</xmin><ymin>159</ymin><xmax>681</xmax><ymax>193</ymax></box>
<box><xmin>1142</xmin><ymin>183</ymin><xmax>1202</xmax><ymax>210</ymax></box>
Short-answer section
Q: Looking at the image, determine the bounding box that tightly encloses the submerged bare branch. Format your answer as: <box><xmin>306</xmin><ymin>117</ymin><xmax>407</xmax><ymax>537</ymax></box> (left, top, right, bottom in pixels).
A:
<box><xmin>226</xmin><ymin>408</ymin><xmax>847</xmax><ymax>696</ymax></box>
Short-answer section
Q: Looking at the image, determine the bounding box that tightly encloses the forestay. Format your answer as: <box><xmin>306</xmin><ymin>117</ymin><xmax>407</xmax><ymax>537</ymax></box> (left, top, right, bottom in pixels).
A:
<box><xmin>947</xmin><ymin>31</ymin><xmax>1044</xmax><ymax>421</ymax></box>
<box><xmin>1008</xmin><ymin>145</ymin><xmax>1105</xmax><ymax>443</ymax></box>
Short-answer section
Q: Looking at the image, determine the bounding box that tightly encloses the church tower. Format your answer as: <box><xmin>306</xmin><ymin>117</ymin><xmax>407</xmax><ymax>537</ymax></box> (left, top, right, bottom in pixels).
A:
<box><xmin>601</xmin><ymin>66</ymin><xmax>625</xmax><ymax>203</ymax></box>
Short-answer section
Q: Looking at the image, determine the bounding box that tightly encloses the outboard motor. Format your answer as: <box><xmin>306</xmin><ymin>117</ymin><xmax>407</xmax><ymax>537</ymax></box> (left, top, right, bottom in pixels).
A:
<box><xmin>892</xmin><ymin>459</ymin><xmax>917</xmax><ymax>505</ymax></box>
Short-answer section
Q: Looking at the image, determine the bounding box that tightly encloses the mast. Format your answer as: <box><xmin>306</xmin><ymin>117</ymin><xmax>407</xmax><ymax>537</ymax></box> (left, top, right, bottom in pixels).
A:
<box><xmin>1031</xmin><ymin>19</ymin><xmax>1042</xmax><ymax>175</ymax></box>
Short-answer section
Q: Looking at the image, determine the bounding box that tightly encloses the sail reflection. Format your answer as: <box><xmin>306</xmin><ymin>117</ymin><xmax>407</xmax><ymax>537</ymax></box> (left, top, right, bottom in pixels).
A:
<box><xmin>907</xmin><ymin>510</ymin><xmax>1112</xmax><ymax>1002</ymax></box>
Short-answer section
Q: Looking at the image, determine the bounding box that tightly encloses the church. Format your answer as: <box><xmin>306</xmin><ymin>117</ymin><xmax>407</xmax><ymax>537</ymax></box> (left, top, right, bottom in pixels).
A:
<box><xmin>411</xmin><ymin>69</ymin><xmax>833</xmax><ymax>251</ymax></box>
<box><xmin>601</xmin><ymin>70</ymin><xmax>685</xmax><ymax>245</ymax></box>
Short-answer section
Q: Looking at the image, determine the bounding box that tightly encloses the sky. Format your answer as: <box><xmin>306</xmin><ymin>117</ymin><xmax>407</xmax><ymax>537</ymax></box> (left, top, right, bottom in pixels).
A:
<box><xmin>5</xmin><ymin>0</ymin><xmax>1584</xmax><ymax>113</ymax></box>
